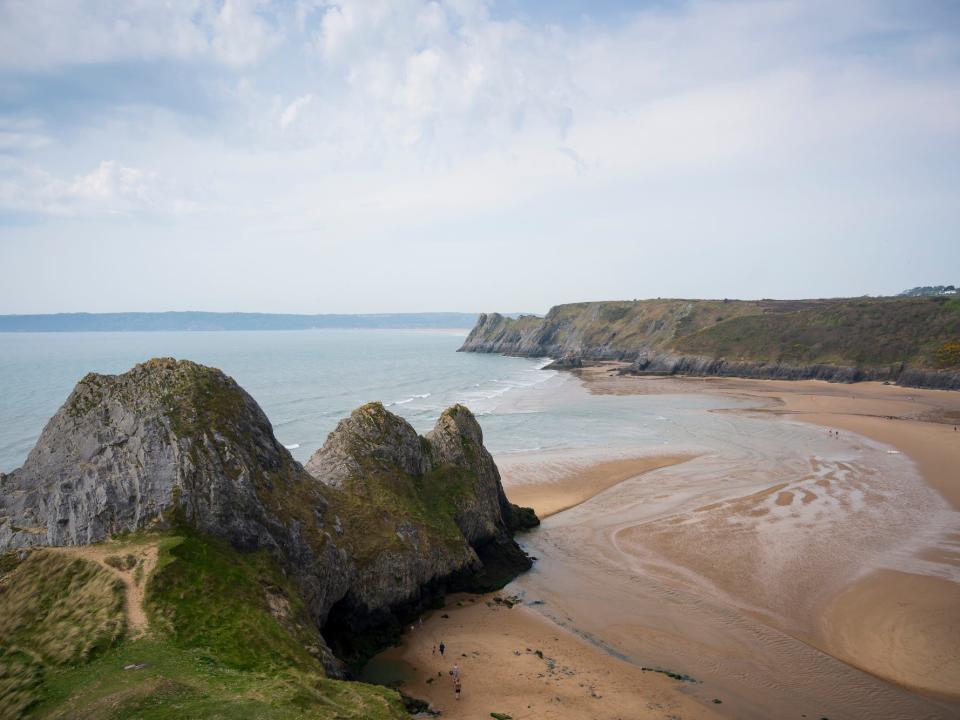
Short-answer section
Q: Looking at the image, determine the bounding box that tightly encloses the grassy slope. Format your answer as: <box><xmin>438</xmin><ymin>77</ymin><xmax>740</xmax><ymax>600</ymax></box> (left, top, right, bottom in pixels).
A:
<box><xmin>0</xmin><ymin>533</ymin><xmax>408</xmax><ymax>720</ymax></box>
<box><xmin>541</xmin><ymin>299</ymin><xmax>766</xmax><ymax>350</ymax></box>
<box><xmin>673</xmin><ymin>296</ymin><xmax>960</xmax><ymax>367</ymax></box>
<box><xmin>479</xmin><ymin>296</ymin><xmax>960</xmax><ymax>370</ymax></box>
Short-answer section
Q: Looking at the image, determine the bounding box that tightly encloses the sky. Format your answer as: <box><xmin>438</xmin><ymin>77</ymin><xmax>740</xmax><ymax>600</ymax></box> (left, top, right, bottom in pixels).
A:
<box><xmin>0</xmin><ymin>0</ymin><xmax>958</xmax><ymax>314</ymax></box>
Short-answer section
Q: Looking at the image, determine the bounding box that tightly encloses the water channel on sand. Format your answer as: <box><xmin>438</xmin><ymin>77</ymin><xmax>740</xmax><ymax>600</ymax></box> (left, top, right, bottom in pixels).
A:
<box><xmin>495</xmin><ymin>375</ymin><xmax>959</xmax><ymax>719</ymax></box>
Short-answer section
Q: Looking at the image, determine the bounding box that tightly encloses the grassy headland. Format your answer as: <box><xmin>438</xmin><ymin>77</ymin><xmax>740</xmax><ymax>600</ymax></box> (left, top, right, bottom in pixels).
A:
<box><xmin>0</xmin><ymin>532</ymin><xmax>408</xmax><ymax>720</ymax></box>
<box><xmin>460</xmin><ymin>296</ymin><xmax>960</xmax><ymax>382</ymax></box>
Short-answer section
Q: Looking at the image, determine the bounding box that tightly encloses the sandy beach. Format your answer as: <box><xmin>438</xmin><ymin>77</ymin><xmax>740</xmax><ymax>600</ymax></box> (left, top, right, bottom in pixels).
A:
<box><xmin>575</xmin><ymin>365</ymin><xmax>960</xmax><ymax>706</ymax></box>
<box><xmin>371</xmin><ymin>365</ymin><xmax>960</xmax><ymax>719</ymax></box>
<box><xmin>374</xmin><ymin>592</ymin><xmax>724</xmax><ymax>720</ymax></box>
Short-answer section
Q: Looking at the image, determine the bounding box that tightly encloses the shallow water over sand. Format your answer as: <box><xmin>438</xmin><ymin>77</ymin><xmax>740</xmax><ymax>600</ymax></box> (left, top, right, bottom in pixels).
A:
<box><xmin>497</xmin><ymin>377</ymin><xmax>959</xmax><ymax>719</ymax></box>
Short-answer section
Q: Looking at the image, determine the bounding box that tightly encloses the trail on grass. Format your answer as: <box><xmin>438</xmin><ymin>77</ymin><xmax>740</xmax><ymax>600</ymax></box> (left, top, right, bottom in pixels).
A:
<box><xmin>52</xmin><ymin>542</ymin><xmax>159</xmax><ymax>639</ymax></box>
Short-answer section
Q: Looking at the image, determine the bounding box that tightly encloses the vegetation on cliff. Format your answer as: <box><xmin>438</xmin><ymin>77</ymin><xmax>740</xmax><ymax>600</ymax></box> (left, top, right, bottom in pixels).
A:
<box><xmin>0</xmin><ymin>535</ymin><xmax>408</xmax><ymax>720</ymax></box>
<box><xmin>0</xmin><ymin>359</ymin><xmax>539</xmax><ymax>716</ymax></box>
<box><xmin>460</xmin><ymin>296</ymin><xmax>960</xmax><ymax>385</ymax></box>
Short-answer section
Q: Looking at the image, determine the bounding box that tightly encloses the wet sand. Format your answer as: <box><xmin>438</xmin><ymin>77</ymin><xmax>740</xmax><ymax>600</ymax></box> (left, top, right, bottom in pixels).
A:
<box><xmin>373</xmin><ymin>366</ymin><xmax>960</xmax><ymax>718</ymax></box>
<box><xmin>501</xmin><ymin>453</ymin><xmax>698</xmax><ymax>519</ymax></box>
<box><xmin>689</xmin><ymin>373</ymin><xmax>960</xmax><ymax>701</ymax></box>
<box><xmin>573</xmin><ymin>365</ymin><xmax>960</xmax><ymax>707</ymax></box>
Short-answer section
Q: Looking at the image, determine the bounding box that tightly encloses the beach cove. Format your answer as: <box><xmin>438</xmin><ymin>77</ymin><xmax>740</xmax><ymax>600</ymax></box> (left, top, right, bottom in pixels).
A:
<box><xmin>373</xmin><ymin>366</ymin><xmax>960</xmax><ymax>719</ymax></box>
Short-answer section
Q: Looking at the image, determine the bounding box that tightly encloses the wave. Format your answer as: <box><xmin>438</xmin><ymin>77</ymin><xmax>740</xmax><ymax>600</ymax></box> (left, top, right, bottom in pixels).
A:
<box><xmin>284</xmin><ymin>443</ymin><xmax>300</xmax><ymax>450</ymax></box>
<box><xmin>385</xmin><ymin>392</ymin><xmax>432</xmax><ymax>407</ymax></box>
<box><xmin>499</xmin><ymin>446</ymin><xmax>544</xmax><ymax>454</ymax></box>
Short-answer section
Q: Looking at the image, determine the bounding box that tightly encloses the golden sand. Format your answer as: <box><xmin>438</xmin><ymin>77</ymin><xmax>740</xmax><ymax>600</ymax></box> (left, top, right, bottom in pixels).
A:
<box><xmin>374</xmin><ymin>365</ymin><xmax>960</xmax><ymax>718</ymax></box>
<box><xmin>577</xmin><ymin>365</ymin><xmax>960</xmax><ymax>703</ymax></box>
<box><xmin>378</xmin><ymin>594</ymin><xmax>723</xmax><ymax>720</ymax></box>
<box><xmin>505</xmin><ymin>454</ymin><xmax>697</xmax><ymax>519</ymax></box>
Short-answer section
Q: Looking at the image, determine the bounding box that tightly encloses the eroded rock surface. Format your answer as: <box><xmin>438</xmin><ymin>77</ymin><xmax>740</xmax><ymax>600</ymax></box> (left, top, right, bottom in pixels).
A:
<box><xmin>0</xmin><ymin>358</ymin><xmax>538</xmax><ymax>673</ymax></box>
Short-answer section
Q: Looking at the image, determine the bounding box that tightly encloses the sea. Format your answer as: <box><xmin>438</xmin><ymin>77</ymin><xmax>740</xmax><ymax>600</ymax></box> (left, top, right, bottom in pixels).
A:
<box><xmin>0</xmin><ymin>328</ymin><xmax>716</xmax><ymax>473</ymax></box>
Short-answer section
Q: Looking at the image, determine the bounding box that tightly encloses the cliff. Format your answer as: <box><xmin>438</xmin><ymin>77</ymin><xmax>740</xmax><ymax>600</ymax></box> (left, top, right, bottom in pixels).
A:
<box><xmin>0</xmin><ymin>359</ymin><xmax>537</xmax><ymax>676</ymax></box>
<box><xmin>460</xmin><ymin>297</ymin><xmax>960</xmax><ymax>389</ymax></box>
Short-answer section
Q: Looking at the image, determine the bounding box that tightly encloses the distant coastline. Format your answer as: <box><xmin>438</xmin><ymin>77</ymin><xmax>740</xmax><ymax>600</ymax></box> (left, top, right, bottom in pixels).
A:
<box><xmin>460</xmin><ymin>296</ymin><xmax>960</xmax><ymax>390</ymax></box>
<box><xmin>0</xmin><ymin>311</ymin><xmax>510</xmax><ymax>332</ymax></box>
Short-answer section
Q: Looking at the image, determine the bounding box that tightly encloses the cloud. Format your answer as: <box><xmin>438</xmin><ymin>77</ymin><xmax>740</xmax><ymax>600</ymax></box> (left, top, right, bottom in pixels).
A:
<box><xmin>0</xmin><ymin>0</ymin><xmax>281</xmax><ymax>70</ymax></box>
<box><xmin>0</xmin><ymin>160</ymin><xmax>196</xmax><ymax>218</ymax></box>
<box><xmin>0</xmin><ymin>117</ymin><xmax>53</xmax><ymax>154</ymax></box>
<box><xmin>280</xmin><ymin>94</ymin><xmax>314</xmax><ymax>130</ymax></box>
<box><xmin>1</xmin><ymin>1</ymin><xmax>959</xmax><ymax>310</ymax></box>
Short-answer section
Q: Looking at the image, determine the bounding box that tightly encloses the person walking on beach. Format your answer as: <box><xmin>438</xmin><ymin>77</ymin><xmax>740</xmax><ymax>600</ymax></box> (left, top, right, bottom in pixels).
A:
<box><xmin>454</xmin><ymin>676</ymin><xmax>462</xmax><ymax>701</ymax></box>
<box><xmin>450</xmin><ymin>662</ymin><xmax>460</xmax><ymax>681</ymax></box>
<box><xmin>439</xmin><ymin>641</ymin><xmax>445</xmax><ymax>657</ymax></box>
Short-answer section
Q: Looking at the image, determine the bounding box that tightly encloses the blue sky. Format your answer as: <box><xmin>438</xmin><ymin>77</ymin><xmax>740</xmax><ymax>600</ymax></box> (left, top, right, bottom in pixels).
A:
<box><xmin>1</xmin><ymin>0</ymin><xmax>958</xmax><ymax>313</ymax></box>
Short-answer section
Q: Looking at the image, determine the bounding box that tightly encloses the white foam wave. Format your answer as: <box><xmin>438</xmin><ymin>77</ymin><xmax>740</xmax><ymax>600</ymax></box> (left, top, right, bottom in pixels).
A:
<box><xmin>284</xmin><ymin>443</ymin><xmax>300</xmax><ymax>450</ymax></box>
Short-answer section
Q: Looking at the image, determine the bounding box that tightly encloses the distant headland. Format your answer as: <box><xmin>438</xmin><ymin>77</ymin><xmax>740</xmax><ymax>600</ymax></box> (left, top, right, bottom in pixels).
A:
<box><xmin>460</xmin><ymin>295</ymin><xmax>960</xmax><ymax>390</ymax></box>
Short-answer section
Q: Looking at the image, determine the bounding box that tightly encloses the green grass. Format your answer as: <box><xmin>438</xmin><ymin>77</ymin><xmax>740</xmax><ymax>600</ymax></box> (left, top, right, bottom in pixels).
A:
<box><xmin>0</xmin><ymin>551</ymin><xmax>126</xmax><ymax>719</ymax></box>
<box><xmin>675</xmin><ymin>297</ymin><xmax>960</xmax><ymax>367</ymax></box>
<box><xmin>145</xmin><ymin>533</ymin><xmax>323</xmax><ymax>673</ymax></box>
<box><xmin>0</xmin><ymin>534</ymin><xmax>409</xmax><ymax>720</ymax></box>
<box><xmin>30</xmin><ymin>638</ymin><xmax>404</xmax><ymax>720</ymax></box>
<box><xmin>471</xmin><ymin>296</ymin><xmax>960</xmax><ymax>371</ymax></box>
<box><xmin>0</xmin><ymin>552</ymin><xmax>126</xmax><ymax>667</ymax></box>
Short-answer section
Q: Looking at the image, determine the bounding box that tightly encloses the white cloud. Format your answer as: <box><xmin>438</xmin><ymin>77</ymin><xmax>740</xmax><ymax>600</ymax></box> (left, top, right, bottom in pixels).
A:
<box><xmin>1</xmin><ymin>1</ymin><xmax>959</xmax><ymax>311</ymax></box>
<box><xmin>0</xmin><ymin>0</ymin><xmax>281</xmax><ymax>69</ymax></box>
<box><xmin>0</xmin><ymin>160</ymin><xmax>196</xmax><ymax>217</ymax></box>
<box><xmin>211</xmin><ymin>0</ymin><xmax>282</xmax><ymax>67</ymax></box>
<box><xmin>280</xmin><ymin>94</ymin><xmax>314</xmax><ymax>131</ymax></box>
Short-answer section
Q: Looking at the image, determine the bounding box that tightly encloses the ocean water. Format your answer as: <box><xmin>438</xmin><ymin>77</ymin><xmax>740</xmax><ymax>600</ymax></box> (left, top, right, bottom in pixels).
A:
<box><xmin>0</xmin><ymin>328</ymin><xmax>719</xmax><ymax>473</ymax></box>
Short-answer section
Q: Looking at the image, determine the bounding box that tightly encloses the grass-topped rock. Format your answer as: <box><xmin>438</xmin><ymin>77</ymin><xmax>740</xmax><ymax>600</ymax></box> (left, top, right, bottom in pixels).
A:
<box><xmin>306</xmin><ymin>401</ymin><xmax>537</xmax><ymax>668</ymax></box>
<box><xmin>0</xmin><ymin>533</ymin><xmax>409</xmax><ymax>719</ymax></box>
<box><xmin>0</xmin><ymin>358</ymin><xmax>538</xmax><ymax>695</ymax></box>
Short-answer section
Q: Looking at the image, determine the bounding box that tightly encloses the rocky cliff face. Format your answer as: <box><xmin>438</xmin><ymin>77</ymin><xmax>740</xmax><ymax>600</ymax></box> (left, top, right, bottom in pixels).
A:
<box><xmin>0</xmin><ymin>358</ymin><xmax>296</xmax><ymax>551</ymax></box>
<box><xmin>461</xmin><ymin>298</ymin><xmax>960</xmax><ymax>390</ymax></box>
<box><xmin>626</xmin><ymin>351</ymin><xmax>960</xmax><ymax>388</ymax></box>
<box><xmin>308</xmin><ymin>402</ymin><xmax>538</xmax><ymax>665</ymax></box>
<box><xmin>0</xmin><ymin>358</ymin><xmax>537</xmax><ymax>673</ymax></box>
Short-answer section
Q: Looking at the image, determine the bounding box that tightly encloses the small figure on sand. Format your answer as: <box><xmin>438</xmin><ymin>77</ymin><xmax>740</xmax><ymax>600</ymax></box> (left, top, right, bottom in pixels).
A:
<box><xmin>418</xmin><ymin>616</ymin><xmax>424</xmax><ymax>628</ymax></box>
<box><xmin>432</xmin><ymin>643</ymin><xmax>436</xmax><ymax>656</ymax></box>
<box><xmin>439</xmin><ymin>641</ymin><xmax>446</xmax><ymax>657</ymax></box>
<box><xmin>454</xmin><ymin>676</ymin><xmax>462</xmax><ymax>700</ymax></box>
<box><xmin>450</xmin><ymin>662</ymin><xmax>460</xmax><ymax>681</ymax></box>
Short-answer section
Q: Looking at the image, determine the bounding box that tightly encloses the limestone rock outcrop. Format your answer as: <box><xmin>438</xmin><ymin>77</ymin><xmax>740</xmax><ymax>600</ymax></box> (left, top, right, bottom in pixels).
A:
<box><xmin>0</xmin><ymin>358</ymin><xmax>538</xmax><ymax>672</ymax></box>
